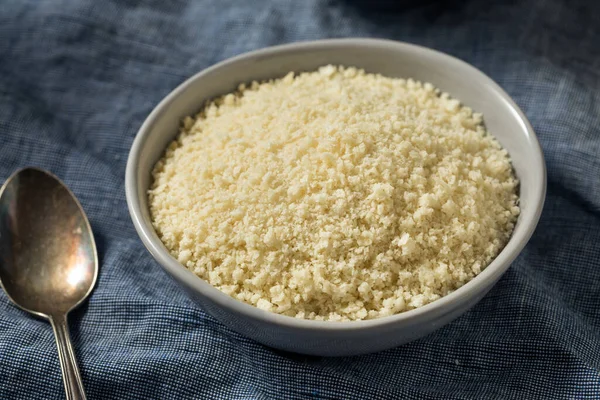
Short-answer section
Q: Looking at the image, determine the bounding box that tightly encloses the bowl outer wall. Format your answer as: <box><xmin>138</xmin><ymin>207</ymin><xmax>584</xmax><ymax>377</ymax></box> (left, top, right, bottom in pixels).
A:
<box><xmin>125</xmin><ymin>38</ymin><xmax>546</xmax><ymax>356</ymax></box>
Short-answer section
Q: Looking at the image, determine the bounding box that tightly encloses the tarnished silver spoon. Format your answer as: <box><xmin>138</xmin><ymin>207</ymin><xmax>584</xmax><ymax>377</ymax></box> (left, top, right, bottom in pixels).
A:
<box><xmin>0</xmin><ymin>167</ymin><xmax>98</xmax><ymax>400</ymax></box>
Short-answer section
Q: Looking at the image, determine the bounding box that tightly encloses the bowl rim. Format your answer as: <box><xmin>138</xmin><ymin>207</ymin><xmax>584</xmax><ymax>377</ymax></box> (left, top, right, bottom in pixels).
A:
<box><xmin>125</xmin><ymin>38</ymin><xmax>546</xmax><ymax>331</ymax></box>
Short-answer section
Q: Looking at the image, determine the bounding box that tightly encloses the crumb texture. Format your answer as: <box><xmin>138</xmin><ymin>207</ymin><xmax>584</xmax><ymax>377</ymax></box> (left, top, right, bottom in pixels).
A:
<box><xmin>149</xmin><ymin>66</ymin><xmax>519</xmax><ymax>321</ymax></box>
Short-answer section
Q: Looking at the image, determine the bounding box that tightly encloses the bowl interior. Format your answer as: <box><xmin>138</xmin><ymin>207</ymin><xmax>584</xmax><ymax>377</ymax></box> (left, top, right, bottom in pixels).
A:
<box><xmin>127</xmin><ymin>39</ymin><xmax>545</xmax><ymax>326</ymax></box>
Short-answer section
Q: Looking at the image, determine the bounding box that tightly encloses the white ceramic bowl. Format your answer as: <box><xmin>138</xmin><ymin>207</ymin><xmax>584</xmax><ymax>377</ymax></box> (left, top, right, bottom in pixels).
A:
<box><xmin>125</xmin><ymin>38</ymin><xmax>546</xmax><ymax>356</ymax></box>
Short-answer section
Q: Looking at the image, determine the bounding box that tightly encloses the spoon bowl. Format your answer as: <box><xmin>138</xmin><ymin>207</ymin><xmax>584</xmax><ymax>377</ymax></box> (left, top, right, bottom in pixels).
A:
<box><xmin>0</xmin><ymin>167</ymin><xmax>98</xmax><ymax>400</ymax></box>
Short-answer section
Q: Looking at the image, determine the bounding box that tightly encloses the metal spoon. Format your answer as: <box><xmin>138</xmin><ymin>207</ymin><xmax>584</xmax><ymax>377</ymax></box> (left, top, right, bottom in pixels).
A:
<box><xmin>0</xmin><ymin>167</ymin><xmax>97</xmax><ymax>400</ymax></box>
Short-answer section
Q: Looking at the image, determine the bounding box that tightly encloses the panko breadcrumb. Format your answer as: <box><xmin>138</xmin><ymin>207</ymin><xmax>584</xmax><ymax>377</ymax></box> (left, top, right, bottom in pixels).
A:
<box><xmin>149</xmin><ymin>65</ymin><xmax>520</xmax><ymax>321</ymax></box>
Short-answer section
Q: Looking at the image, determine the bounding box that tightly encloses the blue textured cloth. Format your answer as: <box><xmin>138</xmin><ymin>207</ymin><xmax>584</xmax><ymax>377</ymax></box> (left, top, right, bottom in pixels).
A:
<box><xmin>1</xmin><ymin>0</ymin><xmax>599</xmax><ymax>399</ymax></box>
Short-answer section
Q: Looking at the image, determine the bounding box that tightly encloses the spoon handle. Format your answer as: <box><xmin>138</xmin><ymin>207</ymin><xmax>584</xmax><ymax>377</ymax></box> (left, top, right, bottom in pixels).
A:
<box><xmin>50</xmin><ymin>315</ymin><xmax>87</xmax><ymax>400</ymax></box>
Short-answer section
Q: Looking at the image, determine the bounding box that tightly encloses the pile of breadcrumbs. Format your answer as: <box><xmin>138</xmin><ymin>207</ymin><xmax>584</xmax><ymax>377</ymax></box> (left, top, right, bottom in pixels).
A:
<box><xmin>149</xmin><ymin>65</ymin><xmax>519</xmax><ymax>321</ymax></box>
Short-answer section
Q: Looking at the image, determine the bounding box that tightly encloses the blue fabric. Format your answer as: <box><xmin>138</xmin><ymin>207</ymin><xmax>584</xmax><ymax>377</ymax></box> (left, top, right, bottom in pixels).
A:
<box><xmin>1</xmin><ymin>0</ymin><xmax>599</xmax><ymax>398</ymax></box>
